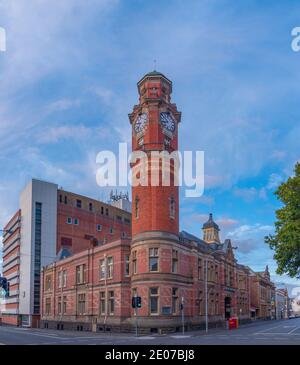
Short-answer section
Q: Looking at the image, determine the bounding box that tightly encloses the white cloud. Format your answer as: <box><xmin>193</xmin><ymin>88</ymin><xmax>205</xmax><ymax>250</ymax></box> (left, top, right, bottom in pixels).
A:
<box><xmin>227</xmin><ymin>223</ymin><xmax>274</xmax><ymax>253</ymax></box>
<box><xmin>234</xmin><ymin>187</ymin><xmax>257</xmax><ymax>202</ymax></box>
<box><xmin>266</xmin><ymin>173</ymin><xmax>283</xmax><ymax>190</ymax></box>
<box><xmin>216</xmin><ymin>217</ymin><xmax>239</xmax><ymax>228</ymax></box>
<box><xmin>46</xmin><ymin>99</ymin><xmax>82</xmax><ymax>113</ymax></box>
<box><xmin>38</xmin><ymin>124</ymin><xmax>94</xmax><ymax>144</ymax></box>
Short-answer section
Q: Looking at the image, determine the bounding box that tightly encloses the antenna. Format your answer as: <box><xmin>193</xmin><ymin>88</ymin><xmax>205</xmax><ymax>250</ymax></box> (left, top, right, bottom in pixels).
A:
<box><xmin>153</xmin><ymin>59</ymin><xmax>157</xmax><ymax>71</ymax></box>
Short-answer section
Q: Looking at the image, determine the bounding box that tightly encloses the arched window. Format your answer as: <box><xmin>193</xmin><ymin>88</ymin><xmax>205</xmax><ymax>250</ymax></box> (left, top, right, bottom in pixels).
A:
<box><xmin>169</xmin><ymin>195</ymin><xmax>175</xmax><ymax>219</ymax></box>
<box><xmin>135</xmin><ymin>195</ymin><xmax>140</xmax><ymax>219</ymax></box>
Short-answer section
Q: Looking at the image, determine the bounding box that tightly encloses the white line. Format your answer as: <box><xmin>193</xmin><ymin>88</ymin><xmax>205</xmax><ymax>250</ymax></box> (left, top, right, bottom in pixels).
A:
<box><xmin>253</xmin><ymin>332</ymin><xmax>300</xmax><ymax>336</ymax></box>
<box><xmin>288</xmin><ymin>326</ymin><xmax>299</xmax><ymax>334</ymax></box>
<box><xmin>255</xmin><ymin>324</ymin><xmax>286</xmax><ymax>334</ymax></box>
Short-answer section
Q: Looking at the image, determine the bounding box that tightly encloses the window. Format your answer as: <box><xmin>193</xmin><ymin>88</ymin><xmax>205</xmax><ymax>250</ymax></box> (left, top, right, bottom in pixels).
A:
<box><xmin>109</xmin><ymin>291</ymin><xmax>114</xmax><ymax>315</ymax></box>
<box><xmin>125</xmin><ymin>255</ymin><xmax>130</xmax><ymax>276</ymax></box>
<box><xmin>172</xmin><ymin>288</ymin><xmax>178</xmax><ymax>314</ymax></box>
<box><xmin>34</xmin><ymin>202</ymin><xmax>42</xmax><ymax>314</ymax></box>
<box><xmin>76</xmin><ymin>264</ymin><xmax>85</xmax><ymax>284</ymax></box>
<box><xmin>89</xmin><ymin>202</ymin><xmax>93</xmax><ymax>211</ymax></box>
<box><xmin>45</xmin><ymin>298</ymin><xmax>51</xmax><ymax>315</ymax></box>
<box><xmin>215</xmin><ymin>265</ymin><xmax>219</xmax><ymax>282</ymax></box>
<box><xmin>109</xmin><ymin>227</ymin><xmax>113</xmax><ymax>235</ymax></box>
<box><xmin>122</xmin><ymin>231</ymin><xmax>126</xmax><ymax>238</ymax></box>
<box><xmin>169</xmin><ymin>195</ymin><xmax>175</xmax><ymax>219</ymax></box>
<box><xmin>58</xmin><ymin>297</ymin><xmax>62</xmax><ymax>314</ymax></box>
<box><xmin>67</xmin><ymin>217</ymin><xmax>72</xmax><ymax>225</ymax></box>
<box><xmin>105</xmin><ymin>208</ymin><xmax>109</xmax><ymax>216</ymax></box>
<box><xmin>63</xmin><ymin>296</ymin><xmax>67</xmax><ymax>314</ymax></box>
<box><xmin>198</xmin><ymin>258</ymin><xmax>203</xmax><ymax>280</ymax></box>
<box><xmin>134</xmin><ymin>196</ymin><xmax>140</xmax><ymax>219</ymax></box>
<box><xmin>97</xmin><ymin>224</ymin><xmax>102</xmax><ymax>232</ymax></box>
<box><xmin>101</xmin><ymin>206</ymin><xmax>104</xmax><ymax>215</ymax></box>
<box><xmin>199</xmin><ymin>290</ymin><xmax>204</xmax><ymax>315</ymax></box>
<box><xmin>58</xmin><ymin>271</ymin><xmax>62</xmax><ymax>288</ymax></box>
<box><xmin>45</xmin><ymin>275</ymin><xmax>52</xmax><ymax>291</ymax></box>
<box><xmin>100</xmin><ymin>292</ymin><xmax>105</xmax><ymax>315</ymax></box>
<box><xmin>116</xmin><ymin>215</ymin><xmax>122</xmax><ymax>221</ymax></box>
<box><xmin>63</xmin><ymin>270</ymin><xmax>67</xmax><ymax>287</ymax></box>
<box><xmin>74</xmin><ymin>218</ymin><xmax>79</xmax><ymax>225</ymax></box>
<box><xmin>210</xmin><ymin>292</ymin><xmax>215</xmax><ymax>315</ymax></box>
<box><xmin>132</xmin><ymin>251</ymin><xmax>137</xmax><ymax>274</ymax></box>
<box><xmin>77</xmin><ymin>293</ymin><xmax>86</xmax><ymax>315</ymax></box>
<box><xmin>124</xmin><ymin>218</ymin><xmax>131</xmax><ymax>224</ymax></box>
<box><xmin>172</xmin><ymin>250</ymin><xmax>178</xmax><ymax>273</ymax></box>
<box><xmin>150</xmin><ymin>287</ymin><xmax>159</xmax><ymax>314</ymax></box>
<box><xmin>76</xmin><ymin>199</ymin><xmax>82</xmax><ymax>208</ymax></box>
<box><xmin>99</xmin><ymin>259</ymin><xmax>106</xmax><ymax>280</ymax></box>
<box><xmin>59</xmin><ymin>194</ymin><xmax>62</xmax><ymax>203</ymax></box>
<box><xmin>215</xmin><ymin>293</ymin><xmax>219</xmax><ymax>315</ymax></box>
<box><xmin>64</xmin><ymin>196</ymin><xmax>67</xmax><ymax>204</ymax></box>
<box><xmin>149</xmin><ymin>248</ymin><xmax>159</xmax><ymax>272</ymax></box>
<box><xmin>107</xmin><ymin>257</ymin><xmax>113</xmax><ymax>279</ymax></box>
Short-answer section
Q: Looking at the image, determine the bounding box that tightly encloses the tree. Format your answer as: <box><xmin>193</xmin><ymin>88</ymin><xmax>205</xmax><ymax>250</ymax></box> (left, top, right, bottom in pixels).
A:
<box><xmin>265</xmin><ymin>162</ymin><xmax>300</xmax><ymax>279</ymax></box>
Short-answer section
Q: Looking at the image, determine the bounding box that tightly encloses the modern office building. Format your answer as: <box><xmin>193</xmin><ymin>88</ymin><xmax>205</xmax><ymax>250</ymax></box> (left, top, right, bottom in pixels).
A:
<box><xmin>1</xmin><ymin>180</ymin><xmax>131</xmax><ymax>327</ymax></box>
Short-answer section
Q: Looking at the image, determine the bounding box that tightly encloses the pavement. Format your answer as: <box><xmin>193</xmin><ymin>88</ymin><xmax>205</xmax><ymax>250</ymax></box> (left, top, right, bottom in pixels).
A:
<box><xmin>0</xmin><ymin>317</ymin><xmax>299</xmax><ymax>345</ymax></box>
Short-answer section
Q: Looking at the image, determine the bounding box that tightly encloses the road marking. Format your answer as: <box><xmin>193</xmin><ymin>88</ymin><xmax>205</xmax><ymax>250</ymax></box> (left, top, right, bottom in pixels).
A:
<box><xmin>288</xmin><ymin>326</ymin><xmax>299</xmax><ymax>334</ymax></box>
<box><xmin>255</xmin><ymin>337</ymin><xmax>270</xmax><ymax>340</ymax></box>
<box><xmin>255</xmin><ymin>324</ymin><xmax>286</xmax><ymax>334</ymax></box>
<box><xmin>170</xmin><ymin>335</ymin><xmax>191</xmax><ymax>339</ymax></box>
<box><xmin>253</xmin><ymin>332</ymin><xmax>300</xmax><ymax>336</ymax></box>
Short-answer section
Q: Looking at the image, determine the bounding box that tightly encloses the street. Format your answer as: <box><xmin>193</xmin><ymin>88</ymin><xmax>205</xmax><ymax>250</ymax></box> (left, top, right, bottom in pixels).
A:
<box><xmin>0</xmin><ymin>318</ymin><xmax>299</xmax><ymax>345</ymax></box>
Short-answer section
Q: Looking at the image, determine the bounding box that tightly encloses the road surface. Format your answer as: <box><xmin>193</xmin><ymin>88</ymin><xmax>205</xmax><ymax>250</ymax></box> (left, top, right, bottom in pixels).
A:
<box><xmin>0</xmin><ymin>318</ymin><xmax>299</xmax><ymax>345</ymax></box>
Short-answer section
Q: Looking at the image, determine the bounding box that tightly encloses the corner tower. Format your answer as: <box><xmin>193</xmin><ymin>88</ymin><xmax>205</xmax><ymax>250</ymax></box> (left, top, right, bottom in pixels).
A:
<box><xmin>129</xmin><ymin>71</ymin><xmax>181</xmax><ymax>238</ymax></box>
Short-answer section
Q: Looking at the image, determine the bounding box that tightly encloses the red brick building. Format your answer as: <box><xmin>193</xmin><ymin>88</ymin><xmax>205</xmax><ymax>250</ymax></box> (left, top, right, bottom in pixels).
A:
<box><xmin>39</xmin><ymin>71</ymin><xmax>267</xmax><ymax>333</ymax></box>
<box><xmin>1</xmin><ymin>180</ymin><xmax>131</xmax><ymax>328</ymax></box>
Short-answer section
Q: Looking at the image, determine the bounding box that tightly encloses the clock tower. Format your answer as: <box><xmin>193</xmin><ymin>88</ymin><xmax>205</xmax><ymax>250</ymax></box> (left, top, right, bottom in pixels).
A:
<box><xmin>129</xmin><ymin>71</ymin><xmax>181</xmax><ymax>239</ymax></box>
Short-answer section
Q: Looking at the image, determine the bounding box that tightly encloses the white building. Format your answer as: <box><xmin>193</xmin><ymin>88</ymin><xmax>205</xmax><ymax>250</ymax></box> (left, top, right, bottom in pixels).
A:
<box><xmin>1</xmin><ymin>179</ymin><xmax>58</xmax><ymax>327</ymax></box>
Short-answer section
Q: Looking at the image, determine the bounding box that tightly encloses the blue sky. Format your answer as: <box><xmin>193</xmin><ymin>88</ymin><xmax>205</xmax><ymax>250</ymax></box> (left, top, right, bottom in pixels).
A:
<box><xmin>0</xmin><ymin>0</ymin><xmax>300</xmax><ymax>288</ymax></box>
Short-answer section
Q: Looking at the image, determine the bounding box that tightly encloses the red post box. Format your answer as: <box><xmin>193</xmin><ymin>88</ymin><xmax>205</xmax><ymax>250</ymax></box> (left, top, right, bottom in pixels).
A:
<box><xmin>228</xmin><ymin>317</ymin><xmax>238</xmax><ymax>330</ymax></box>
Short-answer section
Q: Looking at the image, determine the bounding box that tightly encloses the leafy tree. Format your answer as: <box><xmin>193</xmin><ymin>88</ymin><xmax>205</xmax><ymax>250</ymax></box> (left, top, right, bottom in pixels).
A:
<box><xmin>265</xmin><ymin>162</ymin><xmax>300</xmax><ymax>279</ymax></box>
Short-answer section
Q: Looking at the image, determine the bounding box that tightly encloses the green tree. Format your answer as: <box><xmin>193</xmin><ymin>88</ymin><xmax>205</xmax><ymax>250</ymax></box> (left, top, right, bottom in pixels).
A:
<box><xmin>265</xmin><ymin>162</ymin><xmax>300</xmax><ymax>279</ymax></box>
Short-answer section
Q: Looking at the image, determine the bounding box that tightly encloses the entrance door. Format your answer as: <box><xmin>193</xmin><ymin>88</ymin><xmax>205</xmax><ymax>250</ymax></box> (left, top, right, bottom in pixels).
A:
<box><xmin>225</xmin><ymin>297</ymin><xmax>231</xmax><ymax>319</ymax></box>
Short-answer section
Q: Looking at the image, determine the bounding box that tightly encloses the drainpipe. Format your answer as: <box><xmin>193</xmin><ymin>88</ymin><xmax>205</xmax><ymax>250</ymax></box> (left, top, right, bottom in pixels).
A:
<box><xmin>104</xmin><ymin>254</ymin><xmax>107</xmax><ymax>327</ymax></box>
<box><xmin>205</xmin><ymin>259</ymin><xmax>208</xmax><ymax>333</ymax></box>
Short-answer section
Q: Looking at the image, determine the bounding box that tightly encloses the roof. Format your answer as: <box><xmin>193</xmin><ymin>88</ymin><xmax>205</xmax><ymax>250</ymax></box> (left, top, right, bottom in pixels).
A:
<box><xmin>56</xmin><ymin>247</ymin><xmax>72</xmax><ymax>261</ymax></box>
<box><xmin>137</xmin><ymin>70</ymin><xmax>172</xmax><ymax>85</ymax></box>
<box><xmin>180</xmin><ymin>230</ymin><xmax>210</xmax><ymax>252</ymax></box>
<box><xmin>202</xmin><ymin>213</ymin><xmax>220</xmax><ymax>231</ymax></box>
<box><xmin>180</xmin><ymin>230</ymin><xmax>230</xmax><ymax>254</ymax></box>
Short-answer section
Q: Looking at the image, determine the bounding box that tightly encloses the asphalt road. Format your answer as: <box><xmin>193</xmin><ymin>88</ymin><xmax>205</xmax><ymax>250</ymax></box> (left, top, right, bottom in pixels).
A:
<box><xmin>0</xmin><ymin>318</ymin><xmax>299</xmax><ymax>345</ymax></box>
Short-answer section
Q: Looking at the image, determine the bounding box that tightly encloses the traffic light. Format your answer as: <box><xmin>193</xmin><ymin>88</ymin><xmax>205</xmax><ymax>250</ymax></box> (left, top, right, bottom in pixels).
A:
<box><xmin>132</xmin><ymin>296</ymin><xmax>136</xmax><ymax>308</ymax></box>
<box><xmin>132</xmin><ymin>296</ymin><xmax>142</xmax><ymax>308</ymax></box>
<box><xmin>0</xmin><ymin>277</ymin><xmax>9</xmax><ymax>297</ymax></box>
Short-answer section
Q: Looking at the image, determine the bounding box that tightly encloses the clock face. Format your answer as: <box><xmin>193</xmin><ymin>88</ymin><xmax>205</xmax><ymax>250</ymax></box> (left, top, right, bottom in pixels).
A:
<box><xmin>160</xmin><ymin>112</ymin><xmax>176</xmax><ymax>133</ymax></box>
<box><xmin>134</xmin><ymin>113</ymin><xmax>148</xmax><ymax>134</ymax></box>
